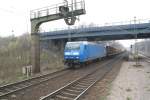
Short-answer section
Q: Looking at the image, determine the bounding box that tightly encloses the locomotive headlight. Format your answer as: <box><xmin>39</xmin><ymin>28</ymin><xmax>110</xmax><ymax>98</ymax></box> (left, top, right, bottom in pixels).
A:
<box><xmin>76</xmin><ymin>57</ymin><xmax>79</xmax><ymax>59</ymax></box>
<box><xmin>65</xmin><ymin>57</ymin><xmax>68</xmax><ymax>59</ymax></box>
<box><xmin>73</xmin><ymin>52</ymin><xmax>79</xmax><ymax>55</ymax></box>
<box><xmin>65</xmin><ymin>52</ymin><xmax>71</xmax><ymax>55</ymax></box>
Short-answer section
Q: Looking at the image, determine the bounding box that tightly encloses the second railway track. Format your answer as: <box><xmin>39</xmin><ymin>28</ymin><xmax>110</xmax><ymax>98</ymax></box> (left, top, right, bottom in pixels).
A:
<box><xmin>0</xmin><ymin>69</ymin><xmax>70</xmax><ymax>99</ymax></box>
<box><xmin>40</xmin><ymin>54</ymin><xmax>124</xmax><ymax>100</ymax></box>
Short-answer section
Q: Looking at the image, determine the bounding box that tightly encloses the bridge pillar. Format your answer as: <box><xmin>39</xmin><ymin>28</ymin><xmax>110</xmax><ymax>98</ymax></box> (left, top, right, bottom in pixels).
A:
<box><xmin>60</xmin><ymin>40</ymin><xmax>66</xmax><ymax>53</ymax></box>
<box><xmin>31</xmin><ymin>21</ymin><xmax>41</xmax><ymax>73</ymax></box>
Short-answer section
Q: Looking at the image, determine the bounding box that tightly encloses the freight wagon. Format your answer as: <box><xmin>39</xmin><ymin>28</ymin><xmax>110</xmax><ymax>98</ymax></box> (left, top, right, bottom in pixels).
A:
<box><xmin>106</xmin><ymin>46</ymin><xmax>121</xmax><ymax>56</ymax></box>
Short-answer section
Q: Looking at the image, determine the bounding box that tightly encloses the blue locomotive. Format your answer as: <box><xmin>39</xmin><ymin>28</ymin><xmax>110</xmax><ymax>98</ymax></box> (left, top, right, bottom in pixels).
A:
<box><xmin>64</xmin><ymin>41</ymin><xmax>107</xmax><ymax>67</ymax></box>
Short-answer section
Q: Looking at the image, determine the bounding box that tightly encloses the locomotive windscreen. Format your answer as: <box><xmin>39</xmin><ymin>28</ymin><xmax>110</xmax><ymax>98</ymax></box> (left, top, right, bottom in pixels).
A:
<box><xmin>65</xmin><ymin>43</ymin><xmax>80</xmax><ymax>50</ymax></box>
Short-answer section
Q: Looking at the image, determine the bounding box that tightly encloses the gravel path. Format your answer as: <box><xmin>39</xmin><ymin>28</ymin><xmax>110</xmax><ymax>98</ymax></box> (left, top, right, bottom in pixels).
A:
<box><xmin>107</xmin><ymin>60</ymin><xmax>150</xmax><ymax>100</ymax></box>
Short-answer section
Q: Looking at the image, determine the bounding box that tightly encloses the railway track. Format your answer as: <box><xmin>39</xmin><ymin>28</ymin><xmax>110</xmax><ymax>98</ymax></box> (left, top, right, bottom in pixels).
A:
<box><xmin>139</xmin><ymin>53</ymin><xmax>150</xmax><ymax>63</ymax></box>
<box><xmin>0</xmin><ymin>57</ymin><xmax>113</xmax><ymax>100</ymax></box>
<box><xmin>143</xmin><ymin>55</ymin><xmax>150</xmax><ymax>63</ymax></box>
<box><xmin>0</xmin><ymin>69</ymin><xmax>70</xmax><ymax>99</ymax></box>
<box><xmin>40</xmin><ymin>54</ymin><xmax>124</xmax><ymax>100</ymax></box>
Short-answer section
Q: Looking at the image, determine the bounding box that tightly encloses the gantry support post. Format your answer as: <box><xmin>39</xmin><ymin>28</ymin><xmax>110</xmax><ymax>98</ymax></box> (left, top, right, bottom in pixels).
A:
<box><xmin>31</xmin><ymin>23</ymin><xmax>41</xmax><ymax>73</ymax></box>
<box><xmin>31</xmin><ymin>33</ymin><xmax>40</xmax><ymax>73</ymax></box>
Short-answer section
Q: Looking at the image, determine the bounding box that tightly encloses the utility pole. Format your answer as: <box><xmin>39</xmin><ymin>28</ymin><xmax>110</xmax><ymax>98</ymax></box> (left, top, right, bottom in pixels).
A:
<box><xmin>68</xmin><ymin>26</ymin><xmax>71</xmax><ymax>41</ymax></box>
<box><xmin>134</xmin><ymin>16</ymin><xmax>140</xmax><ymax>66</ymax></box>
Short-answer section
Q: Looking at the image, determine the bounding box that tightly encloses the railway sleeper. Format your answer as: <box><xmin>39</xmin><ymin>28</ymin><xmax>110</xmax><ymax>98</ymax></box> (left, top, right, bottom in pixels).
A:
<box><xmin>78</xmin><ymin>80</ymin><xmax>92</xmax><ymax>83</ymax></box>
<box><xmin>56</xmin><ymin>94</ymin><xmax>74</xmax><ymax>100</ymax></box>
<box><xmin>0</xmin><ymin>89</ymin><xmax>8</xmax><ymax>94</ymax></box>
<box><xmin>40</xmin><ymin>78</ymin><xmax>49</xmax><ymax>81</ymax></box>
<box><xmin>0</xmin><ymin>91</ymin><xmax>4</xmax><ymax>95</ymax></box>
<box><xmin>61</xmin><ymin>91</ymin><xmax>77</xmax><ymax>98</ymax></box>
<box><xmin>80</xmin><ymin>80</ymin><xmax>94</xmax><ymax>84</ymax></box>
<box><xmin>29</xmin><ymin>80</ymin><xmax>39</xmax><ymax>84</ymax></box>
<box><xmin>17</xmin><ymin>84</ymin><xmax>28</xmax><ymax>88</ymax></box>
<box><xmin>65</xmin><ymin>89</ymin><xmax>81</xmax><ymax>94</ymax></box>
<box><xmin>83</xmin><ymin>77</ymin><xmax>94</xmax><ymax>80</ymax></box>
<box><xmin>75</xmin><ymin>84</ymin><xmax>88</xmax><ymax>88</ymax></box>
<box><xmin>82</xmin><ymin>77</ymin><xmax>94</xmax><ymax>80</ymax></box>
<box><xmin>77</xmin><ymin>82</ymin><xmax>90</xmax><ymax>86</ymax></box>
<box><xmin>0</xmin><ymin>97</ymin><xmax>8</xmax><ymax>100</ymax></box>
<box><xmin>70</xmin><ymin>86</ymin><xmax>84</xmax><ymax>91</ymax></box>
<box><xmin>23</xmin><ymin>82</ymin><xmax>32</xmax><ymax>86</ymax></box>
<box><xmin>3</xmin><ymin>88</ymin><xmax>12</xmax><ymax>93</ymax></box>
<box><xmin>83</xmin><ymin>78</ymin><xmax>96</xmax><ymax>81</ymax></box>
<box><xmin>4</xmin><ymin>86</ymin><xmax>20</xmax><ymax>91</ymax></box>
<box><xmin>11</xmin><ymin>86</ymin><xmax>20</xmax><ymax>90</ymax></box>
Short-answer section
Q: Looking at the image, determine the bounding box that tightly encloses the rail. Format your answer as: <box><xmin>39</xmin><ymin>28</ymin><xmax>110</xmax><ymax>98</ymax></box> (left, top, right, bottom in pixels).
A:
<box><xmin>139</xmin><ymin>52</ymin><xmax>150</xmax><ymax>63</ymax></box>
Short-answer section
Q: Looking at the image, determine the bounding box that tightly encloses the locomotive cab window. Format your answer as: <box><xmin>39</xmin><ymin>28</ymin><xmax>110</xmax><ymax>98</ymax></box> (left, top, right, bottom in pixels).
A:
<box><xmin>65</xmin><ymin>43</ymin><xmax>80</xmax><ymax>50</ymax></box>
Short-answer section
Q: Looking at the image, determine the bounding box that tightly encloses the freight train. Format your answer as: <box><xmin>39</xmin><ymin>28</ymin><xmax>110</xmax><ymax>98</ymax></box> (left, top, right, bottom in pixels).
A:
<box><xmin>64</xmin><ymin>41</ymin><xmax>121</xmax><ymax>68</ymax></box>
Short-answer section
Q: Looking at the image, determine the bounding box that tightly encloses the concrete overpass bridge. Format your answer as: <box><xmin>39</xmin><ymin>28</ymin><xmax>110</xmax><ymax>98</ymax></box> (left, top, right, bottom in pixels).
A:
<box><xmin>40</xmin><ymin>20</ymin><xmax>150</xmax><ymax>41</ymax></box>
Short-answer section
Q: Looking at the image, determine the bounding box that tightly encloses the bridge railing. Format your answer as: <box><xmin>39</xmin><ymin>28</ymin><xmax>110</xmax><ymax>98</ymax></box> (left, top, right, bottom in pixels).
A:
<box><xmin>30</xmin><ymin>0</ymin><xmax>85</xmax><ymax>19</ymax></box>
<box><xmin>40</xmin><ymin>18</ymin><xmax>150</xmax><ymax>33</ymax></box>
<box><xmin>103</xmin><ymin>18</ymin><xmax>150</xmax><ymax>26</ymax></box>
